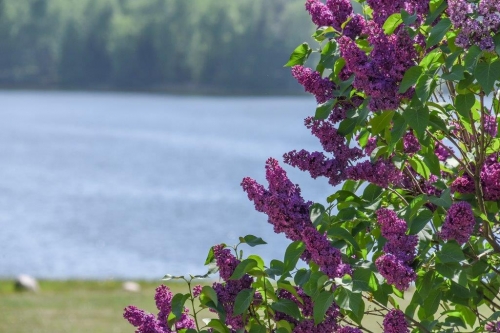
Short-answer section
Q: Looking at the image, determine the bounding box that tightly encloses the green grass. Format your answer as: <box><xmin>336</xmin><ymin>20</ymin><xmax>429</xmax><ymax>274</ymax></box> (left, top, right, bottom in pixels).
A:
<box><xmin>0</xmin><ymin>279</ymin><xmax>416</xmax><ymax>332</ymax></box>
<box><xmin>0</xmin><ymin>279</ymin><xmax>190</xmax><ymax>333</ymax></box>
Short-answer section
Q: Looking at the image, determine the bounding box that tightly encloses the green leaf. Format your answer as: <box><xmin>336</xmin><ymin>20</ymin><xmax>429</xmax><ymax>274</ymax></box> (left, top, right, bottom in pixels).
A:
<box><xmin>437</xmin><ymin>242</ymin><xmax>466</xmax><ymax>264</ymax></box>
<box><xmin>271</xmin><ymin>299</ymin><xmax>302</xmax><ymax>321</ymax></box>
<box><xmin>415</xmin><ymin>74</ymin><xmax>437</xmax><ymax>104</ymax></box>
<box><xmin>422</xmin><ymin>148</ymin><xmax>441</xmax><ymax>176</ymax></box>
<box><xmin>494</xmin><ymin>33</ymin><xmax>500</xmax><ymax>55</ymax></box>
<box><xmin>310</xmin><ymin>203</ymin><xmax>325</xmax><ymax>226</ymax></box>
<box><xmin>426</xmin><ymin>18</ymin><xmax>451</xmax><ymax>48</ymax></box>
<box><xmin>315</xmin><ymin>99</ymin><xmax>335</xmax><ymax>120</ymax></box>
<box><xmin>242</xmin><ymin>235</ymin><xmax>267</xmax><ymax>247</ymax></box>
<box><xmin>319</xmin><ymin>40</ymin><xmax>337</xmax><ymax>68</ymax></box>
<box><xmin>171</xmin><ymin>293</ymin><xmax>190</xmax><ymax>322</ymax></box>
<box><xmin>248</xmin><ymin>324</ymin><xmax>267</xmax><ymax>333</ymax></box>
<box><xmin>474</xmin><ymin>60</ymin><xmax>500</xmax><ymax>95</ymax></box>
<box><xmin>362</xmin><ymin>184</ymin><xmax>383</xmax><ymax>202</ymax></box>
<box><xmin>442</xmin><ymin>64</ymin><xmax>465</xmax><ymax>81</ymax></box>
<box><xmin>383</xmin><ymin>13</ymin><xmax>403</xmax><ymax>35</ymax></box>
<box><xmin>425</xmin><ymin>0</ymin><xmax>447</xmax><ymax>25</ymax></box>
<box><xmin>422</xmin><ymin>290</ymin><xmax>442</xmax><ymax>319</ymax></box>
<box><xmin>403</xmin><ymin>106</ymin><xmax>429</xmax><ymax>139</ymax></box>
<box><xmin>201</xmin><ymin>286</ymin><xmax>219</xmax><ymax>307</ymax></box>
<box><xmin>313</xmin><ymin>291</ymin><xmax>335</xmax><ymax>324</ymax></box>
<box><xmin>398</xmin><ymin>66</ymin><xmax>423</xmax><ymax>93</ymax></box>
<box><xmin>294</xmin><ymin>269</ymin><xmax>311</xmax><ymax>286</ymax></box>
<box><xmin>337</xmin><ymin>117</ymin><xmax>357</xmax><ymax>136</ymax></box>
<box><xmin>409</xmin><ymin>155</ymin><xmax>431</xmax><ymax>180</ymax></box>
<box><xmin>389</xmin><ymin>113</ymin><xmax>407</xmax><ymax>151</ymax></box>
<box><xmin>335</xmin><ymin>288</ymin><xmax>364</xmax><ymax>324</ymax></box>
<box><xmin>455</xmin><ymin>305</ymin><xmax>476</xmax><ymax>327</ymax></box>
<box><xmin>284</xmin><ymin>43</ymin><xmax>312</xmax><ymax>67</ymax></box>
<box><xmin>327</xmin><ymin>227</ymin><xmax>361</xmax><ymax>252</ymax></box>
<box><xmin>464</xmin><ymin>46</ymin><xmax>482</xmax><ymax>71</ymax></box>
<box><xmin>206</xmin><ymin>319</ymin><xmax>230</xmax><ymax>333</ymax></box>
<box><xmin>409</xmin><ymin>209</ymin><xmax>433</xmax><ymax>234</ymax></box>
<box><xmin>205</xmin><ymin>247</ymin><xmax>216</xmax><ymax>265</ymax></box>
<box><xmin>370</xmin><ymin>111</ymin><xmax>394</xmax><ymax>134</ymax></box>
<box><xmin>284</xmin><ymin>241</ymin><xmax>305</xmax><ymax>271</ymax></box>
<box><xmin>233</xmin><ymin>288</ymin><xmax>255</xmax><ymax>315</ymax></box>
<box><xmin>428</xmin><ymin>188</ymin><xmax>452</xmax><ymax>208</ymax></box>
<box><xmin>454</xmin><ymin>93</ymin><xmax>476</xmax><ymax>119</ymax></box>
<box><xmin>230</xmin><ymin>259</ymin><xmax>258</xmax><ymax>280</ymax></box>
<box><xmin>352</xmin><ymin>268</ymin><xmax>376</xmax><ymax>292</ymax></box>
<box><xmin>401</xmin><ymin>9</ymin><xmax>418</xmax><ymax>26</ymax></box>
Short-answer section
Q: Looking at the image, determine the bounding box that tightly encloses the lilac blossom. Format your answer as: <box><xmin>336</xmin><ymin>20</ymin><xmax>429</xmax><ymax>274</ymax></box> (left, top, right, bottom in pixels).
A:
<box><xmin>346</xmin><ymin>159</ymin><xmax>403</xmax><ymax>188</ymax></box>
<box><xmin>435</xmin><ymin>141</ymin><xmax>451</xmax><ymax>161</ymax></box>
<box><xmin>376</xmin><ymin>254</ymin><xmax>417</xmax><ymax>291</ymax></box>
<box><xmin>305</xmin><ymin>0</ymin><xmax>335</xmax><ymax>27</ymax></box>
<box><xmin>192</xmin><ymin>285</ymin><xmax>202</xmax><ymax>298</ymax></box>
<box><xmin>383</xmin><ymin>309</ymin><xmax>410</xmax><ymax>333</ymax></box>
<box><xmin>482</xmin><ymin>161</ymin><xmax>500</xmax><ymax>201</ymax></box>
<box><xmin>242</xmin><ymin>158</ymin><xmax>351</xmax><ymax>278</ymax></box>
<box><xmin>213</xmin><ymin>244</ymin><xmax>240</xmax><ymax>281</ymax></box>
<box><xmin>451</xmin><ymin>174</ymin><xmax>475</xmax><ymax>194</ymax></box>
<box><xmin>485</xmin><ymin>114</ymin><xmax>498</xmax><ymax>137</ymax></box>
<box><xmin>403</xmin><ymin>131</ymin><xmax>420</xmax><ymax>155</ymax></box>
<box><xmin>440</xmin><ymin>201</ymin><xmax>476</xmax><ymax>245</ymax></box>
<box><xmin>486</xmin><ymin>321</ymin><xmax>500</xmax><ymax>332</ymax></box>
<box><xmin>291</xmin><ymin>65</ymin><xmax>335</xmax><ymax>104</ymax></box>
<box><xmin>124</xmin><ymin>285</ymin><xmax>195</xmax><ymax>333</ymax></box>
<box><xmin>337</xmin><ymin>327</ymin><xmax>363</xmax><ymax>333</ymax></box>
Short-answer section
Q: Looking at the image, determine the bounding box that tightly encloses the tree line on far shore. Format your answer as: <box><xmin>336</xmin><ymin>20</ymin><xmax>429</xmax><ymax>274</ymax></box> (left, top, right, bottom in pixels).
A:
<box><xmin>0</xmin><ymin>0</ymin><xmax>314</xmax><ymax>94</ymax></box>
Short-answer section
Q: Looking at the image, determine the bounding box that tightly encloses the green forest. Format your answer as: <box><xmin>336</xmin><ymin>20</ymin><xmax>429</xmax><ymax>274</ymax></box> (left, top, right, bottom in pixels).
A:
<box><xmin>0</xmin><ymin>0</ymin><xmax>314</xmax><ymax>94</ymax></box>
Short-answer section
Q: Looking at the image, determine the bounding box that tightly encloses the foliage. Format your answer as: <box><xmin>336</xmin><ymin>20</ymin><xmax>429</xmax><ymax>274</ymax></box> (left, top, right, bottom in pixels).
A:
<box><xmin>0</xmin><ymin>0</ymin><xmax>312</xmax><ymax>94</ymax></box>
<box><xmin>125</xmin><ymin>0</ymin><xmax>500</xmax><ymax>332</ymax></box>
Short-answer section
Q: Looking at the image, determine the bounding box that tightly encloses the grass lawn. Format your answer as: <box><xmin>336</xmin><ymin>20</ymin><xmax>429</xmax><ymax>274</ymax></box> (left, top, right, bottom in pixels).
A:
<box><xmin>0</xmin><ymin>279</ymin><xmax>416</xmax><ymax>332</ymax></box>
<box><xmin>0</xmin><ymin>279</ymin><xmax>194</xmax><ymax>333</ymax></box>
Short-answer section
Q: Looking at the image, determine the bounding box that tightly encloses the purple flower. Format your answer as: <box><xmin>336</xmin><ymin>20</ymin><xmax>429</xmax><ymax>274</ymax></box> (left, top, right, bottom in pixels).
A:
<box><xmin>241</xmin><ymin>158</ymin><xmax>351</xmax><ymax>278</ymax></box>
<box><xmin>376</xmin><ymin>254</ymin><xmax>416</xmax><ymax>291</ymax></box>
<box><xmin>346</xmin><ymin>159</ymin><xmax>403</xmax><ymax>188</ymax></box>
<box><xmin>213</xmin><ymin>244</ymin><xmax>240</xmax><ymax>281</ymax></box>
<box><xmin>337</xmin><ymin>327</ymin><xmax>363</xmax><ymax>333</ymax></box>
<box><xmin>291</xmin><ymin>65</ymin><xmax>335</xmax><ymax>104</ymax></box>
<box><xmin>305</xmin><ymin>0</ymin><xmax>334</xmax><ymax>27</ymax></box>
<box><xmin>212</xmin><ymin>278</ymin><xmax>253</xmax><ymax>330</ymax></box>
<box><xmin>485</xmin><ymin>114</ymin><xmax>498</xmax><ymax>137</ymax></box>
<box><xmin>403</xmin><ymin>131</ymin><xmax>420</xmax><ymax>155</ymax></box>
<box><xmin>451</xmin><ymin>174</ymin><xmax>475</xmax><ymax>194</ymax></box>
<box><xmin>440</xmin><ymin>201</ymin><xmax>476</xmax><ymax>245</ymax></box>
<box><xmin>485</xmin><ymin>321</ymin><xmax>500</xmax><ymax>332</ymax></box>
<box><xmin>192</xmin><ymin>285</ymin><xmax>202</xmax><ymax>298</ymax></box>
<box><xmin>482</xmin><ymin>161</ymin><xmax>500</xmax><ymax>201</ymax></box>
<box><xmin>383</xmin><ymin>309</ymin><xmax>410</xmax><ymax>333</ymax></box>
<box><xmin>124</xmin><ymin>285</ymin><xmax>195</xmax><ymax>333</ymax></box>
<box><xmin>435</xmin><ymin>141</ymin><xmax>451</xmax><ymax>161</ymax></box>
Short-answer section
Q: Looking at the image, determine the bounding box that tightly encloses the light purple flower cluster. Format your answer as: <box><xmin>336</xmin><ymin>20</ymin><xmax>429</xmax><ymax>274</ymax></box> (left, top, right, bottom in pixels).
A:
<box><xmin>375</xmin><ymin>209</ymin><xmax>417</xmax><ymax>291</ymax></box>
<box><xmin>451</xmin><ymin>155</ymin><xmax>500</xmax><ymax>201</ymax></box>
<box><xmin>124</xmin><ymin>285</ymin><xmax>195</xmax><ymax>333</ymax></box>
<box><xmin>305</xmin><ymin>0</ymin><xmax>366</xmax><ymax>39</ymax></box>
<box><xmin>366</xmin><ymin>0</ymin><xmax>429</xmax><ymax>27</ymax></box>
<box><xmin>486</xmin><ymin>321</ymin><xmax>500</xmax><ymax>332</ymax></box>
<box><xmin>435</xmin><ymin>141</ymin><xmax>451</xmax><ymax>161</ymax></box>
<box><xmin>383</xmin><ymin>309</ymin><xmax>409</xmax><ymax>333</ymax></box>
<box><xmin>192</xmin><ymin>285</ymin><xmax>202</xmax><ymax>298</ymax></box>
<box><xmin>284</xmin><ymin>112</ymin><xmax>364</xmax><ymax>186</ymax></box>
<box><xmin>338</xmin><ymin>23</ymin><xmax>417</xmax><ymax>111</ymax></box>
<box><xmin>440</xmin><ymin>201</ymin><xmax>476</xmax><ymax>245</ymax></box>
<box><xmin>241</xmin><ymin>158</ymin><xmax>351</xmax><ymax>278</ymax></box>
<box><xmin>337</xmin><ymin>327</ymin><xmax>363</xmax><ymax>333</ymax></box>
<box><xmin>291</xmin><ymin>65</ymin><xmax>335</xmax><ymax>104</ymax></box>
<box><xmin>212</xmin><ymin>244</ymin><xmax>253</xmax><ymax>330</ymax></box>
<box><xmin>403</xmin><ymin>131</ymin><xmax>420</xmax><ymax>155</ymax></box>
<box><xmin>448</xmin><ymin>0</ymin><xmax>500</xmax><ymax>51</ymax></box>
<box><xmin>345</xmin><ymin>159</ymin><xmax>403</xmax><ymax>188</ymax></box>
<box><xmin>485</xmin><ymin>113</ymin><xmax>498</xmax><ymax>137</ymax></box>
<box><xmin>275</xmin><ymin>286</ymin><xmax>340</xmax><ymax>332</ymax></box>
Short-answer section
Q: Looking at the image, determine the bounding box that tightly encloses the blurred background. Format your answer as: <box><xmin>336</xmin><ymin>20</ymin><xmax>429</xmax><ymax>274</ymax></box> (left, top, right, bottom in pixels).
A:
<box><xmin>0</xmin><ymin>0</ymin><xmax>339</xmax><ymax>282</ymax></box>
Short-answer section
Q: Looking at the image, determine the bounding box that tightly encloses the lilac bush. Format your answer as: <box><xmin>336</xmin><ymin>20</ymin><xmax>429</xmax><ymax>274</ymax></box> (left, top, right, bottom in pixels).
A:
<box><xmin>125</xmin><ymin>0</ymin><xmax>500</xmax><ymax>332</ymax></box>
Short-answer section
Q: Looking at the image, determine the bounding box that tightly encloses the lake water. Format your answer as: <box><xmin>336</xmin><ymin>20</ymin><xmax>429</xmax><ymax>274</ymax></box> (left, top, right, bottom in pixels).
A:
<box><xmin>0</xmin><ymin>91</ymin><xmax>337</xmax><ymax>279</ymax></box>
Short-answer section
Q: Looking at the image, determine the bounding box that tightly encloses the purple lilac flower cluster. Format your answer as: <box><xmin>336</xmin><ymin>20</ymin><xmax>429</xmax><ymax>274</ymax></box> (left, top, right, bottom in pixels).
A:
<box><xmin>338</xmin><ymin>23</ymin><xmax>418</xmax><ymax>111</ymax></box>
<box><xmin>448</xmin><ymin>0</ymin><xmax>500</xmax><ymax>51</ymax></box>
<box><xmin>383</xmin><ymin>309</ymin><xmax>410</xmax><ymax>333</ymax></box>
<box><xmin>375</xmin><ymin>209</ymin><xmax>417</xmax><ymax>291</ymax></box>
<box><xmin>291</xmin><ymin>65</ymin><xmax>336</xmax><ymax>104</ymax></box>
<box><xmin>305</xmin><ymin>0</ymin><xmax>365</xmax><ymax>39</ymax></box>
<box><xmin>124</xmin><ymin>285</ymin><xmax>195</xmax><ymax>333</ymax></box>
<box><xmin>403</xmin><ymin>131</ymin><xmax>421</xmax><ymax>155</ymax></box>
<box><xmin>485</xmin><ymin>113</ymin><xmax>498</xmax><ymax>137</ymax></box>
<box><xmin>345</xmin><ymin>159</ymin><xmax>403</xmax><ymax>188</ymax></box>
<box><xmin>366</xmin><ymin>0</ymin><xmax>429</xmax><ymax>27</ymax></box>
<box><xmin>241</xmin><ymin>158</ymin><xmax>351</xmax><ymax>278</ymax></box>
<box><xmin>486</xmin><ymin>321</ymin><xmax>500</xmax><ymax>332</ymax></box>
<box><xmin>284</xmin><ymin>111</ymin><xmax>364</xmax><ymax>186</ymax></box>
<box><xmin>435</xmin><ymin>141</ymin><xmax>451</xmax><ymax>161</ymax></box>
<box><xmin>451</xmin><ymin>155</ymin><xmax>500</xmax><ymax>201</ymax></box>
<box><xmin>211</xmin><ymin>244</ymin><xmax>253</xmax><ymax>330</ymax></box>
<box><xmin>440</xmin><ymin>201</ymin><xmax>476</xmax><ymax>245</ymax></box>
<box><xmin>275</xmin><ymin>287</ymin><xmax>341</xmax><ymax>333</ymax></box>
